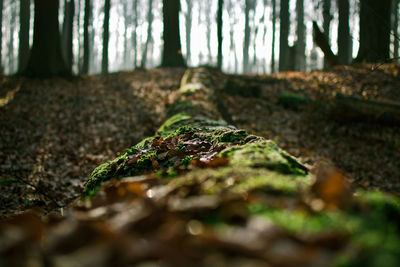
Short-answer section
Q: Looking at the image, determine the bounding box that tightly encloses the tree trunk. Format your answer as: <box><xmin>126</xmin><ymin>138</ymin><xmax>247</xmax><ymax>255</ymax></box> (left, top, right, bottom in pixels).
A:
<box><xmin>18</xmin><ymin>0</ymin><xmax>31</xmax><ymax>73</ymax></box>
<box><xmin>185</xmin><ymin>0</ymin><xmax>192</xmax><ymax>65</ymax></box>
<box><xmin>205</xmin><ymin>0</ymin><xmax>212</xmax><ymax>64</ymax></box>
<box><xmin>337</xmin><ymin>0</ymin><xmax>351</xmax><ymax>65</ymax></box>
<box><xmin>392</xmin><ymin>0</ymin><xmax>399</xmax><ymax>59</ymax></box>
<box><xmin>141</xmin><ymin>0</ymin><xmax>154</xmax><ymax>68</ymax></box>
<box><xmin>9</xmin><ymin>2</ymin><xmax>16</xmax><ymax>73</ymax></box>
<box><xmin>24</xmin><ymin>0</ymin><xmax>69</xmax><ymax>77</ymax></box>
<box><xmin>133</xmin><ymin>0</ymin><xmax>138</xmax><ymax>68</ymax></box>
<box><xmin>271</xmin><ymin>0</ymin><xmax>276</xmax><ymax>73</ymax></box>
<box><xmin>102</xmin><ymin>0</ymin><xmax>110</xmax><ymax>74</ymax></box>
<box><xmin>279</xmin><ymin>0</ymin><xmax>289</xmax><ymax>72</ymax></box>
<box><xmin>313</xmin><ymin>21</ymin><xmax>338</xmax><ymax>66</ymax></box>
<box><xmin>295</xmin><ymin>0</ymin><xmax>305</xmax><ymax>71</ymax></box>
<box><xmin>322</xmin><ymin>0</ymin><xmax>331</xmax><ymax>68</ymax></box>
<box><xmin>355</xmin><ymin>0</ymin><xmax>391</xmax><ymax>63</ymax></box>
<box><xmin>217</xmin><ymin>0</ymin><xmax>223</xmax><ymax>70</ymax></box>
<box><xmin>82</xmin><ymin>0</ymin><xmax>91</xmax><ymax>74</ymax></box>
<box><xmin>0</xmin><ymin>0</ymin><xmax>3</xmax><ymax>73</ymax></box>
<box><xmin>62</xmin><ymin>0</ymin><xmax>74</xmax><ymax>73</ymax></box>
<box><xmin>243</xmin><ymin>0</ymin><xmax>252</xmax><ymax>73</ymax></box>
<box><xmin>161</xmin><ymin>0</ymin><xmax>185</xmax><ymax>67</ymax></box>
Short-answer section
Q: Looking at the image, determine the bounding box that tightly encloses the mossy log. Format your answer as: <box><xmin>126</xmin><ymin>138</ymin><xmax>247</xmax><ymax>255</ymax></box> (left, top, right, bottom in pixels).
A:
<box><xmin>329</xmin><ymin>93</ymin><xmax>400</xmax><ymax>125</ymax></box>
<box><xmin>82</xmin><ymin>68</ymin><xmax>400</xmax><ymax>266</ymax></box>
<box><xmin>85</xmin><ymin>68</ymin><xmax>308</xmax><ymax>194</ymax></box>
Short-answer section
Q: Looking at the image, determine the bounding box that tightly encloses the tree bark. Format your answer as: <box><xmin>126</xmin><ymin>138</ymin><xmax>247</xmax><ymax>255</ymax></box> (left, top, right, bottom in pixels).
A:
<box><xmin>295</xmin><ymin>0</ymin><xmax>305</xmax><ymax>71</ymax></box>
<box><xmin>141</xmin><ymin>0</ymin><xmax>154</xmax><ymax>68</ymax></box>
<box><xmin>337</xmin><ymin>0</ymin><xmax>351</xmax><ymax>65</ymax></box>
<box><xmin>161</xmin><ymin>0</ymin><xmax>185</xmax><ymax>67</ymax></box>
<box><xmin>24</xmin><ymin>0</ymin><xmax>69</xmax><ymax>77</ymax></box>
<box><xmin>82</xmin><ymin>0</ymin><xmax>91</xmax><ymax>74</ymax></box>
<box><xmin>243</xmin><ymin>0</ymin><xmax>252</xmax><ymax>73</ymax></box>
<box><xmin>102</xmin><ymin>0</ymin><xmax>111</xmax><ymax>74</ymax></box>
<box><xmin>62</xmin><ymin>0</ymin><xmax>74</xmax><ymax>73</ymax></box>
<box><xmin>313</xmin><ymin>21</ymin><xmax>338</xmax><ymax>66</ymax></box>
<box><xmin>185</xmin><ymin>0</ymin><xmax>193</xmax><ymax>65</ymax></box>
<box><xmin>392</xmin><ymin>0</ymin><xmax>399</xmax><ymax>59</ymax></box>
<box><xmin>322</xmin><ymin>0</ymin><xmax>331</xmax><ymax>68</ymax></box>
<box><xmin>0</xmin><ymin>0</ymin><xmax>3</xmax><ymax>73</ymax></box>
<box><xmin>18</xmin><ymin>0</ymin><xmax>31</xmax><ymax>73</ymax></box>
<box><xmin>8</xmin><ymin>2</ymin><xmax>16</xmax><ymax>73</ymax></box>
<box><xmin>217</xmin><ymin>0</ymin><xmax>223</xmax><ymax>70</ymax></box>
<box><xmin>133</xmin><ymin>0</ymin><xmax>138</xmax><ymax>68</ymax></box>
<box><xmin>271</xmin><ymin>0</ymin><xmax>276</xmax><ymax>73</ymax></box>
<box><xmin>355</xmin><ymin>0</ymin><xmax>391</xmax><ymax>63</ymax></box>
<box><xmin>279</xmin><ymin>0</ymin><xmax>289</xmax><ymax>71</ymax></box>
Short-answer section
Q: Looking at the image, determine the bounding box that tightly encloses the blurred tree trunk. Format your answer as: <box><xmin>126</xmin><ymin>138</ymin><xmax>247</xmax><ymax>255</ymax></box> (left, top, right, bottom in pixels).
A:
<box><xmin>133</xmin><ymin>0</ymin><xmax>138</xmax><ymax>68</ymax></box>
<box><xmin>271</xmin><ymin>0</ymin><xmax>276</xmax><ymax>73</ymax></box>
<box><xmin>62</xmin><ymin>0</ymin><xmax>74</xmax><ymax>73</ymax></box>
<box><xmin>355</xmin><ymin>0</ymin><xmax>391</xmax><ymax>63</ymax></box>
<box><xmin>0</xmin><ymin>0</ymin><xmax>3</xmax><ymax>73</ymax></box>
<box><xmin>337</xmin><ymin>0</ymin><xmax>351</xmax><ymax>64</ymax></box>
<box><xmin>217</xmin><ymin>0</ymin><xmax>223</xmax><ymax>69</ymax></box>
<box><xmin>392</xmin><ymin>0</ymin><xmax>399</xmax><ymax>59</ymax></box>
<box><xmin>296</xmin><ymin>0</ymin><xmax>305</xmax><ymax>70</ymax></box>
<box><xmin>161</xmin><ymin>0</ymin><xmax>185</xmax><ymax>67</ymax></box>
<box><xmin>24</xmin><ymin>0</ymin><xmax>69</xmax><ymax>77</ymax></box>
<box><xmin>205</xmin><ymin>0</ymin><xmax>212</xmax><ymax>63</ymax></box>
<box><xmin>243</xmin><ymin>0</ymin><xmax>252</xmax><ymax>73</ymax></box>
<box><xmin>141</xmin><ymin>0</ymin><xmax>154</xmax><ymax>68</ymax></box>
<box><xmin>102</xmin><ymin>0</ymin><xmax>110</xmax><ymax>74</ymax></box>
<box><xmin>322</xmin><ymin>0</ymin><xmax>331</xmax><ymax>67</ymax></box>
<box><xmin>185</xmin><ymin>0</ymin><xmax>192</xmax><ymax>65</ymax></box>
<box><xmin>123</xmin><ymin>1</ymin><xmax>129</xmax><ymax>68</ymax></box>
<box><xmin>19</xmin><ymin>0</ymin><xmax>31</xmax><ymax>73</ymax></box>
<box><xmin>82</xmin><ymin>0</ymin><xmax>91</xmax><ymax>74</ymax></box>
<box><xmin>9</xmin><ymin>2</ymin><xmax>16</xmax><ymax>73</ymax></box>
<box><xmin>279</xmin><ymin>0</ymin><xmax>289</xmax><ymax>71</ymax></box>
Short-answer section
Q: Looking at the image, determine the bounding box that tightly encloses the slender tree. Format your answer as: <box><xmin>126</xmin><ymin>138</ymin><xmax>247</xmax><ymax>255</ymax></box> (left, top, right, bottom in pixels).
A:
<box><xmin>295</xmin><ymin>0</ymin><xmax>305</xmax><ymax>70</ymax></box>
<box><xmin>19</xmin><ymin>0</ymin><xmax>31</xmax><ymax>73</ymax></box>
<box><xmin>9</xmin><ymin>2</ymin><xmax>16</xmax><ymax>73</ymax></box>
<box><xmin>279</xmin><ymin>0</ymin><xmax>289</xmax><ymax>71</ymax></box>
<box><xmin>243</xmin><ymin>0</ymin><xmax>252</xmax><ymax>73</ymax></box>
<box><xmin>185</xmin><ymin>0</ymin><xmax>193</xmax><ymax>65</ymax></box>
<box><xmin>217</xmin><ymin>0</ymin><xmax>223</xmax><ymax>69</ymax></box>
<box><xmin>0</xmin><ymin>0</ymin><xmax>3</xmax><ymax>72</ymax></box>
<box><xmin>356</xmin><ymin>0</ymin><xmax>391</xmax><ymax>62</ymax></box>
<box><xmin>161</xmin><ymin>0</ymin><xmax>185</xmax><ymax>67</ymax></box>
<box><xmin>62</xmin><ymin>0</ymin><xmax>74</xmax><ymax>73</ymax></box>
<box><xmin>337</xmin><ymin>0</ymin><xmax>351</xmax><ymax>64</ymax></box>
<box><xmin>24</xmin><ymin>0</ymin><xmax>69</xmax><ymax>77</ymax></box>
<box><xmin>82</xmin><ymin>0</ymin><xmax>91</xmax><ymax>74</ymax></box>
<box><xmin>271</xmin><ymin>0</ymin><xmax>276</xmax><ymax>73</ymax></box>
<box><xmin>392</xmin><ymin>0</ymin><xmax>399</xmax><ymax>59</ymax></box>
<box><xmin>102</xmin><ymin>0</ymin><xmax>111</xmax><ymax>73</ymax></box>
<box><xmin>204</xmin><ymin>0</ymin><xmax>213</xmax><ymax>63</ymax></box>
<box><xmin>141</xmin><ymin>0</ymin><xmax>154</xmax><ymax>68</ymax></box>
<box><xmin>133</xmin><ymin>0</ymin><xmax>138</xmax><ymax>68</ymax></box>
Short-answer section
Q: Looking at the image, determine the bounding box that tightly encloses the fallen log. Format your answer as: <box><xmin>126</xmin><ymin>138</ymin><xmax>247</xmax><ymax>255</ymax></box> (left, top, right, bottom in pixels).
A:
<box><xmin>329</xmin><ymin>93</ymin><xmax>400</xmax><ymax>125</ymax></box>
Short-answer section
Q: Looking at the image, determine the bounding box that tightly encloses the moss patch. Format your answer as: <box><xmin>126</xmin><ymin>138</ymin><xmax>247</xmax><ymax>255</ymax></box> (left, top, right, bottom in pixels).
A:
<box><xmin>220</xmin><ymin>140</ymin><xmax>308</xmax><ymax>175</ymax></box>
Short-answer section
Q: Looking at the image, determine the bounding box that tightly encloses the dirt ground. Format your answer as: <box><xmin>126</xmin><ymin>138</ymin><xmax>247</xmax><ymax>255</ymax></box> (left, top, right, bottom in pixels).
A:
<box><xmin>1</xmin><ymin>64</ymin><xmax>400</xmax><ymax>218</ymax></box>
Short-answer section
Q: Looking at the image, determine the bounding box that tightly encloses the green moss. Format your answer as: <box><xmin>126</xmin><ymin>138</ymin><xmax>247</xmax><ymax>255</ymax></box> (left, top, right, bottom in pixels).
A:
<box><xmin>220</xmin><ymin>140</ymin><xmax>307</xmax><ymax>175</ymax></box>
<box><xmin>157</xmin><ymin>113</ymin><xmax>192</xmax><ymax>134</ymax></box>
<box><xmin>218</xmin><ymin>129</ymin><xmax>248</xmax><ymax>143</ymax></box>
<box><xmin>278</xmin><ymin>93</ymin><xmax>309</xmax><ymax>110</ymax></box>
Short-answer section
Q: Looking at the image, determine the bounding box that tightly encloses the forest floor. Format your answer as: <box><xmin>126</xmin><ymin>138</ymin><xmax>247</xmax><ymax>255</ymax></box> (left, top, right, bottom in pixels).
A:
<box><xmin>1</xmin><ymin>64</ymin><xmax>400</xmax><ymax>218</ymax></box>
<box><xmin>1</xmin><ymin>64</ymin><xmax>400</xmax><ymax>266</ymax></box>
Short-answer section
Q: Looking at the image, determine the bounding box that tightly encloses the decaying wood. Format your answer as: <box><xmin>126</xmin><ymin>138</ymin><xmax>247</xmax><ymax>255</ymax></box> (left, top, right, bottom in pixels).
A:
<box><xmin>329</xmin><ymin>93</ymin><xmax>400</xmax><ymax>125</ymax></box>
